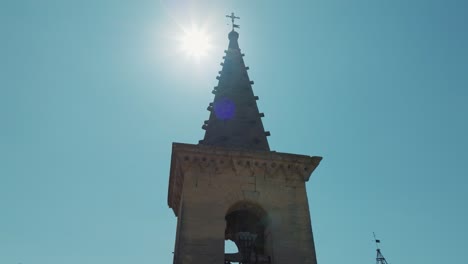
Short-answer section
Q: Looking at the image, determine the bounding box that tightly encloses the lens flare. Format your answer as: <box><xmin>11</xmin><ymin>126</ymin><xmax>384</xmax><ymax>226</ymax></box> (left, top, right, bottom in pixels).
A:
<box><xmin>179</xmin><ymin>24</ymin><xmax>212</xmax><ymax>60</ymax></box>
<box><xmin>214</xmin><ymin>98</ymin><xmax>235</xmax><ymax>120</ymax></box>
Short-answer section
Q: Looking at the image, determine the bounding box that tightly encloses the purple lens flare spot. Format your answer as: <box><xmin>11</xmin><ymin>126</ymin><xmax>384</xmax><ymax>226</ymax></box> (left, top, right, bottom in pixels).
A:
<box><xmin>214</xmin><ymin>98</ymin><xmax>236</xmax><ymax>120</ymax></box>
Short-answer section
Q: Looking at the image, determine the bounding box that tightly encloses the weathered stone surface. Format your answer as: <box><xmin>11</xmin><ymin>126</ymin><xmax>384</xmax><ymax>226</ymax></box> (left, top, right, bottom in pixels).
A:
<box><xmin>168</xmin><ymin>143</ymin><xmax>321</xmax><ymax>264</ymax></box>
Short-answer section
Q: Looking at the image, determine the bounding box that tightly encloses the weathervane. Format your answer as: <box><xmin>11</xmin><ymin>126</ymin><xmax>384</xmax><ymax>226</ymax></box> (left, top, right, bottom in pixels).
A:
<box><xmin>373</xmin><ymin>232</ymin><xmax>381</xmax><ymax>250</ymax></box>
<box><xmin>226</xmin><ymin>12</ymin><xmax>240</xmax><ymax>31</ymax></box>
<box><xmin>373</xmin><ymin>232</ymin><xmax>389</xmax><ymax>264</ymax></box>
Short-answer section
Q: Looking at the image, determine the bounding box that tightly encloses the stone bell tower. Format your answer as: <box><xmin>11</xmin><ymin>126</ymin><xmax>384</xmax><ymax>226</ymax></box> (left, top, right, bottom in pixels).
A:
<box><xmin>168</xmin><ymin>14</ymin><xmax>322</xmax><ymax>264</ymax></box>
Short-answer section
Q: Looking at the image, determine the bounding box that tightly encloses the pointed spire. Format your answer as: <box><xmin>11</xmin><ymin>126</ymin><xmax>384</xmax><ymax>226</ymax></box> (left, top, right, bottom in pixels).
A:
<box><xmin>199</xmin><ymin>16</ymin><xmax>270</xmax><ymax>151</ymax></box>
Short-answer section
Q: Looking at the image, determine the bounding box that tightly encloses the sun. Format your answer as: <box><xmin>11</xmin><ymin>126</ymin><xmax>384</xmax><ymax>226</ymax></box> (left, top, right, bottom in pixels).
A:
<box><xmin>179</xmin><ymin>24</ymin><xmax>212</xmax><ymax>60</ymax></box>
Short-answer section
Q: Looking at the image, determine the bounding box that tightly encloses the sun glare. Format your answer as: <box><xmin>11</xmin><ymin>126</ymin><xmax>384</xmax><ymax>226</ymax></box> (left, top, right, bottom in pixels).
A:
<box><xmin>179</xmin><ymin>25</ymin><xmax>212</xmax><ymax>61</ymax></box>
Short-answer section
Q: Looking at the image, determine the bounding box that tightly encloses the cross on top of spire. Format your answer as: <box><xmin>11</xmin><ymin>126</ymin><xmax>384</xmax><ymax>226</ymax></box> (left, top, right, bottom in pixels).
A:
<box><xmin>226</xmin><ymin>12</ymin><xmax>240</xmax><ymax>31</ymax></box>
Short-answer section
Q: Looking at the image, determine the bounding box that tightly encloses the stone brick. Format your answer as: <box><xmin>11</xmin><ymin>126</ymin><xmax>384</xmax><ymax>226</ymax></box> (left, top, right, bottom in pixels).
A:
<box><xmin>168</xmin><ymin>143</ymin><xmax>321</xmax><ymax>264</ymax></box>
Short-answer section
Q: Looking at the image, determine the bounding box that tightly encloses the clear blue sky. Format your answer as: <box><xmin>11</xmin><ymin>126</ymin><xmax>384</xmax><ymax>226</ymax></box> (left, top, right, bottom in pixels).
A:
<box><xmin>1</xmin><ymin>0</ymin><xmax>467</xmax><ymax>263</ymax></box>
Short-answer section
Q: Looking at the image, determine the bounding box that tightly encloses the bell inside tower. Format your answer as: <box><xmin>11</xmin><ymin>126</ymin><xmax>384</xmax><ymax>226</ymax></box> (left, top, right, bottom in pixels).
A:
<box><xmin>224</xmin><ymin>202</ymin><xmax>272</xmax><ymax>264</ymax></box>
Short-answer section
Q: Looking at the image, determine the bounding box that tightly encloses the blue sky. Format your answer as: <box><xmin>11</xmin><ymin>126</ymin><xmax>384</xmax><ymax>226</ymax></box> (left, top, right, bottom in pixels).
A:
<box><xmin>1</xmin><ymin>0</ymin><xmax>467</xmax><ymax>263</ymax></box>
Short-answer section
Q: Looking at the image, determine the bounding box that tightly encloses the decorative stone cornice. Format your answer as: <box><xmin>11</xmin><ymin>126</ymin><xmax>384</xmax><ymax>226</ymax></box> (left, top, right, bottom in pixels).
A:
<box><xmin>167</xmin><ymin>143</ymin><xmax>322</xmax><ymax>216</ymax></box>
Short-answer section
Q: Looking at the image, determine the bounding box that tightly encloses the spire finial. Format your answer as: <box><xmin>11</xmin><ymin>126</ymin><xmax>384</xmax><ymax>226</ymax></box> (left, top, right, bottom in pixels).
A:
<box><xmin>226</xmin><ymin>12</ymin><xmax>240</xmax><ymax>31</ymax></box>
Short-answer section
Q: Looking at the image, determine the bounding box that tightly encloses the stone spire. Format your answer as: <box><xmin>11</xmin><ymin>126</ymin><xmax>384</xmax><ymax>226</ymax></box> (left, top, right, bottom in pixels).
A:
<box><xmin>199</xmin><ymin>29</ymin><xmax>270</xmax><ymax>151</ymax></box>
<box><xmin>168</xmin><ymin>15</ymin><xmax>322</xmax><ymax>264</ymax></box>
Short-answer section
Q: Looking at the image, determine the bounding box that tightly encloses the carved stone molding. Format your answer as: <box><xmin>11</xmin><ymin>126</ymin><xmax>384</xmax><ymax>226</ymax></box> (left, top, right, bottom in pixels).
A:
<box><xmin>168</xmin><ymin>143</ymin><xmax>322</xmax><ymax>216</ymax></box>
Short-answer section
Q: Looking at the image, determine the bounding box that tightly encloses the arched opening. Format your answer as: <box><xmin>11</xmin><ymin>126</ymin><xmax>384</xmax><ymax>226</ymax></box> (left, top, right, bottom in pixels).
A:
<box><xmin>224</xmin><ymin>201</ymin><xmax>271</xmax><ymax>264</ymax></box>
<box><xmin>225</xmin><ymin>239</ymin><xmax>239</xmax><ymax>254</ymax></box>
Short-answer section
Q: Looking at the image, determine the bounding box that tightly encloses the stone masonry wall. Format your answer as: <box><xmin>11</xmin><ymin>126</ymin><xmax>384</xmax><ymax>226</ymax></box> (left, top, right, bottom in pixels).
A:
<box><xmin>171</xmin><ymin>146</ymin><xmax>319</xmax><ymax>264</ymax></box>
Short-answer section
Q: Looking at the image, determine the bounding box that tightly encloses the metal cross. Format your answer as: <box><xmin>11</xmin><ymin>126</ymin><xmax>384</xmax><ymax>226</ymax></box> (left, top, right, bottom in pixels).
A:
<box><xmin>226</xmin><ymin>12</ymin><xmax>240</xmax><ymax>30</ymax></box>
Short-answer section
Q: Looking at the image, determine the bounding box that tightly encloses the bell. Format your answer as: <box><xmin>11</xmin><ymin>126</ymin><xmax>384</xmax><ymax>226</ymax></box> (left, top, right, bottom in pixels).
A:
<box><xmin>232</xmin><ymin>232</ymin><xmax>257</xmax><ymax>263</ymax></box>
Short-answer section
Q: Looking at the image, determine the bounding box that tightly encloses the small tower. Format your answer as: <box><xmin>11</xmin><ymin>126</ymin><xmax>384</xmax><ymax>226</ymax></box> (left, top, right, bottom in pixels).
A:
<box><xmin>168</xmin><ymin>14</ymin><xmax>322</xmax><ymax>264</ymax></box>
<box><xmin>374</xmin><ymin>233</ymin><xmax>389</xmax><ymax>264</ymax></box>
